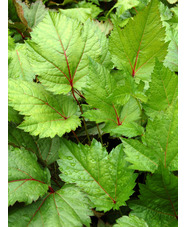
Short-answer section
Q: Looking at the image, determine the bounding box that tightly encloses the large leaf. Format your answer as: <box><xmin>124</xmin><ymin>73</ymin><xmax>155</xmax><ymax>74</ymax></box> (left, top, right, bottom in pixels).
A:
<box><xmin>83</xmin><ymin>59</ymin><xmax>143</xmax><ymax>138</ymax></box>
<box><xmin>8</xmin><ymin>43</ymin><xmax>35</xmax><ymax>81</ymax></box>
<box><xmin>122</xmin><ymin>101</ymin><xmax>178</xmax><ymax>172</ymax></box>
<box><xmin>58</xmin><ymin>139</ymin><xmax>137</xmax><ymax>212</ymax></box>
<box><xmin>143</xmin><ymin>60</ymin><xmax>178</xmax><ymax>118</ymax></box>
<box><xmin>26</xmin><ymin>11</ymin><xmax>111</xmax><ymax>94</ymax></box>
<box><xmin>8</xmin><ymin>123</ymin><xmax>60</xmax><ymax>165</ymax></box>
<box><xmin>8</xmin><ymin>146</ymin><xmax>51</xmax><ymax>206</ymax></box>
<box><xmin>114</xmin><ymin>214</ymin><xmax>149</xmax><ymax>227</ymax></box>
<box><xmin>8</xmin><ymin>79</ymin><xmax>81</xmax><ymax>138</ymax></box>
<box><xmin>9</xmin><ymin>185</ymin><xmax>93</xmax><ymax>227</ymax></box>
<box><xmin>129</xmin><ymin>166</ymin><xmax>178</xmax><ymax>227</ymax></box>
<box><xmin>109</xmin><ymin>0</ymin><xmax>168</xmax><ymax>81</ymax></box>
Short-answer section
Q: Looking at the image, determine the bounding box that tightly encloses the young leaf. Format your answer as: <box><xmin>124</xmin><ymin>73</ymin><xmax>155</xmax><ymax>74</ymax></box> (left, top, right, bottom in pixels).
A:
<box><xmin>58</xmin><ymin>139</ymin><xmax>137</xmax><ymax>212</ymax></box>
<box><xmin>122</xmin><ymin>101</ymin><xmax>178</xmax><ymax>172</ymax></box>
<box><xmin>114</xmin><ymin>214</ymin><xmax>149</xmax><ymax>227</ymax></box>
<box><xmin>108</xmin><ymin>0</ymin><xmax>139</xmax><ymax>18</ymax></box>
<box><xmin>8</xmin><ymin>79</ymin><xmax>81</xmax><ymax>138</ymax></box>
<box><xmin>83</xmin><ymin>59</ymin><xmax>143</xmax><ymax>138</ymax></box>
<box><xmin>9</xmin><ymin>43</ymin><xmax>35</xmax><ymax>81</ymax></box>
<box><xmin>19</xmin><ymin>0</ymin><xmax>48</xmax><ymax>29</ymax></box>
<box><xmin>9</xmin><ymin>185</ymin><xmax>93</xmax><ymax>227</ymax></box>
<box><xmin>8</xmin><ymin>123</ymin><xmax>61</xmax><ymax>165</ymax></box>
<box><xmin>129</xmin><ymin>166</ymin><xmax>178</xmax><ymax>226</ymax></box>
<box><xmin>143</xmin><ymin>60</ymin><xmax>178</xmax><ymax>118</ymax></box>
<box><xmin>77</xmin><ymin>1</ymin><xmax>102</xmax><ymax>18</ymax></box>
<box><xmin>26</xmin><ymin>11</ymin><xmax>110</xmax><ymax>94</ymax></box>
<box><xmin>8</xmin><ymin>146</ymin><xmax>51</xmax><ymax>206</ymax></box>
<box><xmin>109</xmin><ymin>0</ymin><xmax>168</xmax><ymax>81</ymax></box>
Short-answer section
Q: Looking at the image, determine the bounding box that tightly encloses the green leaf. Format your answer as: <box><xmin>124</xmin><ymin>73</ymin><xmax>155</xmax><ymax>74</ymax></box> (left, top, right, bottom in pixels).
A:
<box><xmin>9</xmin><ymin>185</ymin><xmax>93</xmax><ymax>227</ymax></box>
<box><xmin>36</xmin><ymin>136</ymin><xmax>61</xmax><ymax>165</ymax></box>
<box><xmin>83</xmin><ymin>59</ymin><xmax>143</xmax><ymax>137</ymax></box>
<box><xmin>77</xmin><ymin>1</ymin><xmax>102</xmax><ymax>18</ymax></box>
<box><xmin>108</xmin><ymin>0</ymin><xmax>139</xmax><ymax>18</ymax></box>
<box><xmin>122</xmin><ymin>102</ymin><xmax>178</xmax><ymax>172</ymax></box>
<box><xmin>8</xmin><ymin>123</ymin><xmax>61</xmax><ymax>165</ymax></box>
<box><xmin>8</xmin><ymin>79</ymin><xmax>81</xmax><ymax>138</ymax></box>
<box><xmin>93</xmin><ymin>19</ymin><xmax>113</xmax><ymax>36</ymax></box>
<box><xmin>59</xmin><ymin>4</ymin><xmax>102</xmax><ymax>23</ymax></box>
<box><xmin>167</xmin><ymin>0</ymin><xmax>177</xmax><ymax>4</ymax></box>
<box><xmin>8</xmin><ymin>30</ymin><xmax>15</xmax><ymax>51</ymax></box>
<box><xmin>8</xmin><ymin>106</ymin><xmax>23</xmax><ymax>124</ymax></box>
<box><xmin>9</xmin><ymin>44</ymin><xmax>35</xmax><ymax>81</ymax></box>
<box><xmin>109</xmin><ymin>0</ymin><xmax>168</xmax><ymax>81</ymax></box>
<box><xmin>59</xmin><ymin>8</ymin><xmax>94</xmax><ymax>23</ymax></box>
<box><xmin>20</xmin><ymin>0</ymin><xmax>48</xmax><ymax>29</ymax></box>
<box><xmin>114</xmin><ymin>214</ymin><xmax>149</xmax><ymax>227</ymax></box>
<box><xmin>129</xmin><ymin>166</ymin><xmax>178</xmax><ymax>227</ymax></box>
<box><xmin>143</xmin><ymin>60</ymin><xmax>178</xmax><ymax>118</ymax></box>
<box><xmin>122</xmin><ymin>138</ymin><xmax>159</xmax><ymax>173</ymax></box>
<box><xmin>8</xmin><ymin>122</ymin><xmax>38</xmax><ymax>153</ymax></box>
<box><xmin>58</xmin><ymin>139</ymin><xmax>137</xmax><ymax>212</ymax></box>
<box><xmin>164</xmin><ymin>28</ymin><xmax>178</xmax><ymax>72</ymax></box>
<box><xmin>8</xmin><ymin>0</ymin><xmax>20</xmax><ymax>22</ymax></box>
<box><xmin>109</xmin><ymin>70</ymin><xmax>147</xmax><ymax>104</ymax></box>
<box><xmin>166</xmin><ymin>7</ymin><xmax>178</xmax><ymax>26</ymax></box>
<box><xmin>8</xmin><ymin>146</ymin><xmax>50</xmax><ymax>206</ymax></box>
<box><xmin>26</xmin><ymin>11</ymin><xmax>110</xmax><ymax>94</ymax></box>
<box><xmin>13</xmin><ymin>0</ymin><xmax>28</xmax><ymax>26</ymax></box>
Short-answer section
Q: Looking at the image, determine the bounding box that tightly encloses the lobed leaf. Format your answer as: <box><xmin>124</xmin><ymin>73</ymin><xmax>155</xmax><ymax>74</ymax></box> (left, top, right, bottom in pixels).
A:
<box><xmin>9</xmin><ymin>185</ymin><xmax>93</xmax><ymax>227</ymax></box>
<box><xmin>83</xmin><ymin>59</ymin><xmax>143</xmax><ymax>137</ymax></box>
<box><xmin>109</xmin><ymin>0</ymin><xmax>168</xmax><ymax>81</ymax></box>
<box><xmin>58</xmin><ymin>139</ymin><xmax>137</xmax><ymax>212</ymax></box>
<box><xmin>114</xmin><ymin>214</ymin><xmax>149</xmax><ymax>227</ymax></box>
<box><xmin>26</xmin><ymin>11</ymin><xmax>111</xmax><ymax>94</ymax></box>
<box><xmin>8</xmin><ymin>146</ymin><xmax>51</xmax><ymax>206</ymax></box>
<box><xmin>143</xmin><ymin>60</ymin><xmax>178</xmax><ymax>118</ymax></box>
<box><xmin>129</xmin><ymin>166</ymin><xmax>178</xmax><ymax>227</ymax></box>
<box><xmin>122</xmin><ymin>101</ymin><xmax>178</xmax><ymax>172</ymax></box>
<box><xmin>8</xmin><ymin>123</ymin><xmax>61</xmax><ymax>165</ymax></box>
<box><xmin>8</xmin><ymin>43</ymin><xmax>35</xmax><ymax>81</ymax></box>
<box><xmin>8</xmin><ymin>79</ymin><xmax>81</xmax><ymax>138</ymax></box>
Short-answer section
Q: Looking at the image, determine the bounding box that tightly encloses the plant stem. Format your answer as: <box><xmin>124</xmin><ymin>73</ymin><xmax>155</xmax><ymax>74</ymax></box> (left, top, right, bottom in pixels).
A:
<box><xmin>119</xmin><ymin>208</ymin><xmax>123</xmax><ymax>216</ymax></box>
<box><xmin>96</xmin><ymin>124</ymin><xmax>103</xmax><ymax>146</ymax></box>
<box><xmin>71</xmin><ymin>87</ymin><xmax>91</xmax><ymax>145</ymax></box>
<box><xmin>72</xmin><ymin>130</ymin><xmax>80</xmax><ymax>143</ymax></box>
<box><xmin>106</xmin><ymin>5</ymin><xmax>115</xmax><ymax>18</ymax></box>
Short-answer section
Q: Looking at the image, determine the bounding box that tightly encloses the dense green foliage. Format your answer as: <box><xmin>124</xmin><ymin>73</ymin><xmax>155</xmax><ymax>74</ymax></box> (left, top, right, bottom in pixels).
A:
<box><xmin>8</xmin><ymin>0</ymin><xmax>178</xmax><ymax>226</ymax></box>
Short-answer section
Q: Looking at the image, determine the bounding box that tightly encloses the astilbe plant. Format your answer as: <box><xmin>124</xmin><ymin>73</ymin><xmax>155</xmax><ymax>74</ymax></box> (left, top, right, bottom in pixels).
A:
<box><xmin>8</xmin><ymin>0</ymin><xmax>178</xmax><ymax>226</ymax></box>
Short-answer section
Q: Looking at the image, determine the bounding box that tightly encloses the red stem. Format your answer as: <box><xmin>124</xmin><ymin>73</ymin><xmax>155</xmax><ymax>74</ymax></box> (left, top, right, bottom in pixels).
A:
<box><xmin>112</xmin><ymin>104</ymin><xmax>122</xmax><ymax>126</ymax></box>
<box><xmin>133</xmin><ymin>7</ymin><xmax>138</xmax><ymax>14</ymax></box>
<box><xmin>72</xmin><ymin>130</ymin><xmax>80</xmax><ymax>143</ymax></box>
